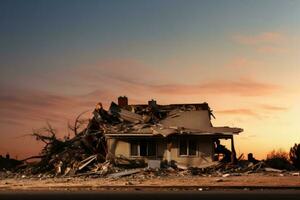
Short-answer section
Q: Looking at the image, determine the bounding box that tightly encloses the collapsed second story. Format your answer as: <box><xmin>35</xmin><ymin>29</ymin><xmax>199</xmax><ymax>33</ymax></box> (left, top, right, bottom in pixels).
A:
<box><xmin>95</xmin><ymin>96</ymin><xmax>243</xmax><ymax>138</ymax></box>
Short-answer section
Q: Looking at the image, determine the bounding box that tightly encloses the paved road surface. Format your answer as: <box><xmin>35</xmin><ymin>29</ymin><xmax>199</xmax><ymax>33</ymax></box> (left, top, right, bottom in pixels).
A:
<box><xmin>1</xmin><ymin>190</ymin><xmax>300</xmax><ymax>200</ymax></box>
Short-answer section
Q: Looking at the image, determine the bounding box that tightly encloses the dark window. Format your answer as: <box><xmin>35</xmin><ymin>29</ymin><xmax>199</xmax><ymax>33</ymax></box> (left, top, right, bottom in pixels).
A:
<box><xmin>130</xmin><ymin>141</ymin><xmax>157</xmax><ymax>157</ymax></box>
<box><xmin>179</xmin><ymin>139</ymin><xmax>188</xmax><ymax>155</ymax></box>
<box><xmin>140</xmin><ymin>141</ymin><xmax>147</xmax><ymax>156</ymax></box>
<box><xmin>189</xmin><ymin>140</ymin><xmax>197</xmax><ymax>155</ymax></box>
<box><xmin>130</xmin><ymin>142</ymin><xmax>138</xmax><ymax>156</ymax></box>
<box><xmin>148</xmin><ymin>142</ymin><xmax>157</xmax><ymax>156</ymax></box>
<box><xmin>179</xmin><ymin>139</ymin><xmax>197</xmax><ymax>156</ymax></box>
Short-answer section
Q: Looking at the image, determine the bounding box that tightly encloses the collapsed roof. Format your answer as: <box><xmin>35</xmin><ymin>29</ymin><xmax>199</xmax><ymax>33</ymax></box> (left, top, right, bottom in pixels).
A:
<box><xmin>94</xmin><ymin>97</ymin><xmax>243</xmax><ymax>137</ymax></box>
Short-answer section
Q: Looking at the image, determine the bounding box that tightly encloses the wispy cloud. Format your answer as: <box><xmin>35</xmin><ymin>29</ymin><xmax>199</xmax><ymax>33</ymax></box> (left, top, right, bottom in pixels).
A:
<box><xmin>0</xmin><ymin>118</ymin><xmax>25</xmax><ymax>126</ymax></box>
<box><xmin>240</xmin><ymin>133</ymin><xmax>257</xmax><ymax>140</ymax></box>
<box><xmin>73</xmin><ymin>60</ymin><xmax>283</xmax><ymax>98</ymax></box>
<box><xmin>256</xmin><ymin>46</ymin><xmax>287</xmax><ymax>54</ymax></box>
<box><xmin>216</xmin><ymin>109</ymin><xmax>257</xmax><ymax>116</ymax></box>
<box><xmin>216</xmin><ymin>104</ymin><xmax>288</xmax><ymax>118</ymax></box>
<box><xmin>0</xmin><ymin>85</ymin><xmax>116</xmax><ymax>129</ymax></box>
<box><xmin>233</xmin><ymin>32</ymin><xmax>287</xmax><ymax>46</ymax></box>
<box><xmin>0</xmin><ymin>55</ymin><xmax>285</xmax><ymax>134</ymax></box>
<box><xmin>74</xmin><ymin>59</ymin><xmax>160</xmax><ymax>86</ymax></box>
<box><xmin>259</xmin><ymin>104</ymin><xmax>288</xmax><ymax>111</ymax></box>
<box><xmin>233</xmin><ymin>31</ymin><xmax>289</xmax><ymax>54</ymax></box>
<box><xmin>147</xmin><ymin>78</ymin><xmax>281</xmax><ymax>96</ymax></box>
<box><xmin>225</xmin><ymin>57</ymin><xmax>263</xmax><ymax>72</ymax></box>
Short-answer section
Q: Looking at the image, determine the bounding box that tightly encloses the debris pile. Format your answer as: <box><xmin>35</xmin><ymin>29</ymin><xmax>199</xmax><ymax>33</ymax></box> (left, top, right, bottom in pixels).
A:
<box><xmin>16</xmin><ymin>121</ymin><xmax>107</xmax><ymax>176</ymax></box>
<box><xmin>17</xmin><ymin>98</ymin><xmax>217</xmax><ymax>176</ymax></box>
<box><xmin>0</xmin><ymin>154</ymin><xmax>22</xmax><ymax>172</ymax></box>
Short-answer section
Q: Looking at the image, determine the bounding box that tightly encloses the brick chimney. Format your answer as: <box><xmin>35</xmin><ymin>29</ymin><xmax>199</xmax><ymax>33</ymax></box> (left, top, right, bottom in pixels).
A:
<box><xmin>118</xmin><ymin>96</ymin><xmax>128</xmax><ymax>108</ymax></box>
<box><xmin>148</xmin><ymin>99</ymin><xmax>157</xmax><ymax>108</ymax></box>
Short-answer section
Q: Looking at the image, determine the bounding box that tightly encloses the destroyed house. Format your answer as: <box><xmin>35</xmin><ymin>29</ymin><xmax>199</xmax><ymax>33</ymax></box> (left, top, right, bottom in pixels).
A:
<box><xmin>99</xmin><ymin>97</ymin><xmax>243</xmax><ymax>168</ymax></box>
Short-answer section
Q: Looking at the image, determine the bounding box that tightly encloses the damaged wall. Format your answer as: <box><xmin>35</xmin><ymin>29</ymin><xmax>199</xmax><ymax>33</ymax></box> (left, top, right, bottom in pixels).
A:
<box><xmin>107</xmin><ymin>135</ymin><xmax>214</xmax><ymax>167</ymax></box>
<box><xmin>160</xmin><ymin>110</ymin><xmax>212</xmax><ymax>130</ymax></box>
<box><xmin>169</xmin><ymin>136</ymin><xmax>213</xmax><ymax>167</ymax></box>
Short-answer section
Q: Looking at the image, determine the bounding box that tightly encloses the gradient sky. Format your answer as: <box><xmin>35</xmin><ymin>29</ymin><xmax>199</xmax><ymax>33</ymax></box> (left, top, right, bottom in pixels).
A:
<box><xmin>0</xmin><ymin>0</ymin><xmax>299</xmax><ymax>159</ymax></box>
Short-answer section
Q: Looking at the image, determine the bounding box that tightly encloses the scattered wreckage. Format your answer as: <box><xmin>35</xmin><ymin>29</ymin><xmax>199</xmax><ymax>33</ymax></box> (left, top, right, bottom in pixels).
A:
<box><xmin>1</xmin><ymin>96</ymin><xmax>298</xmax><ymax>179</ymax></box>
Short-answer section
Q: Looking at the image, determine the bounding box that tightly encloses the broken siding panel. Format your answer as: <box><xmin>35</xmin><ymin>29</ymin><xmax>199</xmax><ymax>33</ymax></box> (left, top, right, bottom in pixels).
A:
<box><xmin>160</xmin><ymin>110</ymin><xmax>211</xmax><ymax>130</ymax></box>
<box><xmin>108</xmin><ymin>139</ymin><xmax>131</xmax><ymax>158</ymax></box>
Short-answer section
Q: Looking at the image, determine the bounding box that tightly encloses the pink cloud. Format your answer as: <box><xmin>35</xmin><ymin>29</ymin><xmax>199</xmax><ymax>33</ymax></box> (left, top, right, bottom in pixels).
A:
<box><xmin>259</xmin><ymin>104</ymin><xmax>288</xmax><ymax>111</ymax></box>
<box><xmin>233</xmin><ymin>32</ymin><xmax>287</xmax><ymax>45</ymax></box>
<box><xmin>256</xmin><ymin>46</ymin><xmax>287</xmax><ymax>54</ymax></box>
<box><xmin>74</xmin><ymin>59</ymin><xmax>160</xmax><ymax>85</ymax></box>
<box><xmin>72</xmin><ymin>60</ymin><xmax>282</xmax><ymax>97</ymax></box>
<box><xmin>232</xmin><ymin>32</ymin><xmax>290</xmax><ymax>54</ymax></box>
<box><xmin>147</xmin><ymin>78</ymin><xmax>281</xmax><ymax>96</ymax></box>
<box><xmin>215</xmin><ymin>104</ymin><xmax>288</xmax><ymax>118</ymax></box>
<box><xmin>225</xmin><ymin>57</ymin><xmax>263</xmax><ymax>70</ymax></box>
<box><xmin>71</xmin><ymin>59</ymin><xmax>282</xmax><ymax>99</ymax></box>
<box><xmin>0</xmin><ymin>86</ymin><xmax>117</xmax><ymax>131</ymax></box>
<box><xmin>216</xmin><ymin>109</ymin><xmax>257</xmax><ymax>116</ymax></box>
<box><xmin>228</xmin><ymin>57</ymin><xmax>250</xmax><ymax>69</ymax></box>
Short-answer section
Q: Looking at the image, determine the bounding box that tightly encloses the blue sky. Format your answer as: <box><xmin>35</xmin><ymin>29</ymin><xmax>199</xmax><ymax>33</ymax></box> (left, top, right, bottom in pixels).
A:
<box><xmin>1</xmin><ymin>0</ymin><xmax>298</xmax><ymax>76</ymax></box>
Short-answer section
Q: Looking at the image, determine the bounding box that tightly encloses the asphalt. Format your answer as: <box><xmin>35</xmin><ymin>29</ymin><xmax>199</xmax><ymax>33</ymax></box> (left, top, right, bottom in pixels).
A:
<box><xmin>1</xmin><ymin>190</ymin><xmax>300</xmax><ymax>200</ymax></box>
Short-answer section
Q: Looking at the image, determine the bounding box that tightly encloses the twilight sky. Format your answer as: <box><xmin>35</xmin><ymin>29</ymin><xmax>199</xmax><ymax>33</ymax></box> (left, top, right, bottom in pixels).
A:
<box><xmin>0</xmin><ymin>0</ymin><xmax>299</xmax><ymax>159</ymax></box>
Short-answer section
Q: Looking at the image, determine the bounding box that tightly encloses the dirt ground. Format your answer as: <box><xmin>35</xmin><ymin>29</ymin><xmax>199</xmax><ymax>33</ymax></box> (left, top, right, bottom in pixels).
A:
<box><xmin>0</xmin><ymin>173</ymin><xmax>300</xmax><ymax>191</ymax></box>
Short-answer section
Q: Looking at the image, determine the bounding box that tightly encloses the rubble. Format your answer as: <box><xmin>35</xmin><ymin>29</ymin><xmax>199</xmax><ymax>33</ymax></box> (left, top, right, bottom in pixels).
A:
<box><xmin>0</xmin><ymin>155</ymin><xmax>23</xmax><ymax>171</ymax></box>
<box><xmin>291</xmin><ymin>172</ymin><xmax>300</xmax><ymax>176</ymax></box>
<box><xmin>148</xmin><ymin>160</ymin><xmax>161</xmax><ymax>169</ymax></box>
<box><xmin>222</xmin><ymin>173</ymin><xmax>230</xmax><ymax>178</ymax></box>
<box><xmin>264</xmin><ymin>167</ymin><xmax>283</xmax><ymax>173</ymax></box>
<box><xmin>107</xmin><ymin>168</ymin><xmax>143</xmax><ymax>179</ymax></box>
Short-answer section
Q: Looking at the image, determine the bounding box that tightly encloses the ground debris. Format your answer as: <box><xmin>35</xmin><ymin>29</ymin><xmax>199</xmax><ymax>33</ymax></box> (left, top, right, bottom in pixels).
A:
<box><xmin>108</xmin><ymin>168</ymin><xmax>143</xmax><ymax>179</ymax></box>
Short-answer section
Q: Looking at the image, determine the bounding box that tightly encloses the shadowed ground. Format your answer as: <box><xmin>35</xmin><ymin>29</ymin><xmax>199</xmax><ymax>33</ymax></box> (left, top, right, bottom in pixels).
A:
<box><xmin>1</xmin><ymin>190</ymin><xmax>300</xmax><ymax>200</ymax></box>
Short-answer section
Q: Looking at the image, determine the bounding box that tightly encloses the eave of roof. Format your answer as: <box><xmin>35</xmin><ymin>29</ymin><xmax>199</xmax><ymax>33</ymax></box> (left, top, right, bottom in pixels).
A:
<box><xmin>105</xmin><ymin>126</ymin><xmax>243</xmax><ymax>137</ymax></box>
